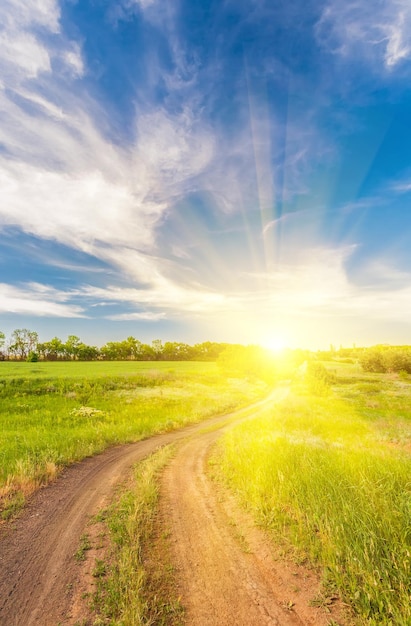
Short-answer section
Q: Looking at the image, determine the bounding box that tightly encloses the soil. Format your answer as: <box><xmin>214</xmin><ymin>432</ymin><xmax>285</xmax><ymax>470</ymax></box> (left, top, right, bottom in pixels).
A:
<box><xmin>159</xmin><ymin>388</ymin><xmax>349</xmax><ymax>626</ymax></box>
<box><xmin>0</xmin><ymin>390</ymin><xmax>349</xmax><ymax>626</ymax></box>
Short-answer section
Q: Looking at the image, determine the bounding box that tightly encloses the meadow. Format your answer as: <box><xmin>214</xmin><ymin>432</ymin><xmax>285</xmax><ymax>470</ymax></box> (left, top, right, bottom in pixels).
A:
<box><xmin>215</xmin><ymin>361</ymin><xmax>411</xmax><ymax>625</ymax></box>
<box><xmin>0</xmin><ymin>360</ymin><xmax>267</xmax><ymax>518</ymax></box>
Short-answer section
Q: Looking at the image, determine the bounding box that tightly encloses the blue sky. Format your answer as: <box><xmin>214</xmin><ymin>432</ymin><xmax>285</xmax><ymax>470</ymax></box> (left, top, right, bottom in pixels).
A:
<box><xmin>1</xmin><ymin>0</ymin><xmax>411</xmax><ymax>349</ymax></box>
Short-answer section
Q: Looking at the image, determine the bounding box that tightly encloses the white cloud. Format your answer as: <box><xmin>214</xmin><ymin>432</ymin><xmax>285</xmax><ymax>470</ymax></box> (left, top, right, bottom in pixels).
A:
<box><xmin>70</xmin><ymin>245</ymin><xmax>411</xmax><ymax>327</ymax></box>
<box><xmin>3</xmin><ymin>243</ymin><xmax>411</xmax><ymax>348</ymax></box>
<box><xmin>0</xmin><ymin>4</ymin><xmax>217</xmax><ymax>298</ymax></box>
<box><xmin>62</xmin><ymin>43</ymin><xmax>85</xmax><ymax>78</ymax></box>
<box><xmin>78</xmin><ymin>277</ymin><xmax>227</xmax><ymax>316</ymax></box>
<box><xmin>134</xmin><ymin>108</ymin><xmax>215</xmax><ymax>196</ymax></box>
<box><xmin>392</xmin><ymin>178</ymin><xmax>411</xmax><ymax>193</ymax></box>
<box><xmin>0</xmin><ymin>101</ymin><xmax>215</xmax><ymax>259</ymax></box>
<box><xmin>0</xmin><ymin>163</ymin><xmax>151</xmax><ymax>250</ymax></box>
<box><xmin>0</xmin><ymin>283</ymin><xmax>85</xmax><ymax>317</ymax></box>
<box><xmin>107</xmin><ymin>311</ymin><xmax>166</xmax><ymax>321</ymax></box>
<box><xmin>0</xmin><ymin>0</ymin><xmax>56</xmax><ymax>84</ymax></box>
<box><xmin>317</xmin><ymin>0</ymin><xmax>411</xmax><ymax>70</ymax></box>
<box><xmin>0</xmin><ymin>0</ymin><xmax>84</xmax><ymax>90</ymax></box>
<box><xmin>385</xmin><ymin>10</ymin><xmax>411</xmax><ymax>67</ymax></box>
<box><xmin>0</xmin><ymin>32</ymin><xmax>51</xmax><ymax>79</ymax></box>
<box><xmin>131</xmin><ymin>0</ymin><xmax>156</xmax><ymax>8</ymax></box>
<box><xmin>0</xmin><ymin>0</ymin><xmax>60</xmax><ymax>33</ymax></box>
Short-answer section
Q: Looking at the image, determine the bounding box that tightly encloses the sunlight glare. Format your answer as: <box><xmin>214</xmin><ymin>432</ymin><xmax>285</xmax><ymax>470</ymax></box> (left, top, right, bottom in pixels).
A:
<box><xmin>261</xmin><ymin>334</ymin><xmax>288</xmax><ymax>353</ymax></box>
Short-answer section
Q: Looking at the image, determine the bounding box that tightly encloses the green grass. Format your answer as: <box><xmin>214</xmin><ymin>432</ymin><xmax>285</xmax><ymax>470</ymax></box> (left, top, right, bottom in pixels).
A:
<box><xmin>0</xmin><ymin>361</ymin><xmax>267</xmax><ymax>516</ymax></box>
<box><xmin>215</xmin><ymin>369</ymin><xmax>411</xmax><ymax>625</ymax></box>
<box><xmin>91</xmin><ymin>444</ymin><xmax>182</xmax><ymax>626</ymax></box>
<box><xmin>0</xmin><ymin>360</ymin><xmax>212</xmax><ymax>379</ymax></box>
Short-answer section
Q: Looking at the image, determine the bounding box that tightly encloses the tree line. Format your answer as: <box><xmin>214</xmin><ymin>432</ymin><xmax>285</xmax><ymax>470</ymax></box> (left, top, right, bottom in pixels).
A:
<box><xmin>0</xmin><ymin>328</ymin><xmax>232</xmax><ymax>362</ymax></box>
<box><xmin>315</xmin><ymin>344</ymin><xmax>411</xmax><ymax>374</ymax></box>
<box><xmin>359</xmin><ymin>345</ymin><xmax>411</xmax><ymax>374</ymax></box>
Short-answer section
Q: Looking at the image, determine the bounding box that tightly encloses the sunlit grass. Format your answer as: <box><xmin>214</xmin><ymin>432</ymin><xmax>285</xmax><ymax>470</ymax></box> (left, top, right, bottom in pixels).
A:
<box><xmin>0</xmin><ymin>361</ymin><xmax>267</xmax><ymax>517</ymax></box>
<box><xmin>0</xmin><ymin>360</ymin><xmax>213</xmax><ymax>379</ymax></box>
<box><xmin>92</xmin><ymin>445</ymin><xmax>182</xmax><ymax>625</ymax></box>
<box><xmin>215</xmin><ymin>369</ymin><xmax>411</xmax><ymax>624</ymax></box>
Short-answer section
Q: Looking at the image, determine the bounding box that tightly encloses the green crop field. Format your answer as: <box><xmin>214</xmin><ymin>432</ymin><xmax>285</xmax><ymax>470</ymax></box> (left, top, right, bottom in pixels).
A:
<box><xmin>215</xmin><ymin>362</ymin><xmax>411</xmax><ymax>625</ymax></box>
<box><xmin>0</xmin><ymin>360</ymin><xmax>267</xmax><ymax>518</ymax></box>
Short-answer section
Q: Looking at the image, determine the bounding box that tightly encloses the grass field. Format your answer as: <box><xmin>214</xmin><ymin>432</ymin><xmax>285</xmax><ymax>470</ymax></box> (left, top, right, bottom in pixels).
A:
<box><xmin>0</xmin><ymin>360</ymin><xmax>267</xmax><ymax>518</ymax></box>
<box><xmin>215</xmin><ymin>362</ymin><xmax>411</xmax><ymax>625</ymax></box>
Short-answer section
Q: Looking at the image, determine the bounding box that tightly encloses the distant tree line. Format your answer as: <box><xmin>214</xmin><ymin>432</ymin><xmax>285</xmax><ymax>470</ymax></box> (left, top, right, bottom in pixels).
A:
<box><xmin>359</xmin><ymin>345</ymin><xmax>411</xmax><ymax>374</ymax></box>
<box><xmin>0</xmin><ymin>328</ymin><xmax>233</xmax><ymax>362</ymax></box>
<box><xmin>315</xmin><ymin>343</ymin><xmax>411</xmax><ymax>374</ymax></box>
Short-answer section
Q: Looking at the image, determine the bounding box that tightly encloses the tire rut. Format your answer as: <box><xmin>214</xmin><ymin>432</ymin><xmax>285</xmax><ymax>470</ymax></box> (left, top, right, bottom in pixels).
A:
<box><xmin>0</xmin><ymin>389</ymin><xmax>344</xmax><ymax>626</ymax></box>
<box><xmin>0</xmin><ymin>397</ymin><xmax>275</xmax><ymax>626</ymax></box>
<box><xmin>161</xmin><ymin>389</ymin><xmax>303</xmax><ymax>626</ymax></box>
<box><xmin>160</xmin><ymin>387</ymin><xmax>345</xmax><ymax>626</ymax></box>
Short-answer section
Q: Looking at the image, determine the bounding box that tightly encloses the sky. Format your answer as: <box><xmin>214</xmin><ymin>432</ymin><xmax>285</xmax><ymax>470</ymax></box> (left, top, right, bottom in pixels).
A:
<box><xmin>1</xmin><ymin>0</ymin><xmax>411</xmax><ymax>350</ymax></box>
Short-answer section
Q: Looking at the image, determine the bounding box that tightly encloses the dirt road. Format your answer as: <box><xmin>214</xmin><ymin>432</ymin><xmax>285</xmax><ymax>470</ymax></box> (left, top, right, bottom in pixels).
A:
<box><xmin>160</xmin><ymin>387</ymin><xmax>343</xmax><ymax>626</ymax></box>
<box><xmin>0</xmin><ymin>389</ymin><xmax>345</xmax><ymax>626</ymax></box>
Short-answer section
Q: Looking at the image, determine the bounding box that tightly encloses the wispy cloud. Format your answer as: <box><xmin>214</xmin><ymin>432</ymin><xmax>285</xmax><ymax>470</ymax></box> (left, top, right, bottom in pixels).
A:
<box><xmin>262</xmin><ymin>210</ymin><xmax>309</xmax><ymax>235</ymax></box>
<box><xmin>0</xmin><ymin>0</ymin><xmax>82</xmax><ymax>86</ymax></box>
<box><xmin>0</xmin><ymin>283</ymin><xmax>85</xmax><ymax>317</ymax></box>
<box><xmin>317</xmin><ymin>0</ymin><xmax>411</xmax><ymax>71</ymax></box>
<box><xmin>75</xmin><ymin>245</ymin><xmax>411</xmax><ymax>326</ymax></box>
<box><xmin>392</xmin><ymin>177</ymin><xmax>411</xmax><ymax>193</ymax></box>
<box><xmin>106</xmin><ymin>311</ymin><xmax>166</xmax><ymax>321</ymax></box>
<box><xmin>0</xmin><ymin>0</ymin><xmax>221</xmax><ymax>263</ymax></box>
<box><xmin>4</xmin><ymin>243</ymin><xmax>411</xmax><ymax>350</ymax></box>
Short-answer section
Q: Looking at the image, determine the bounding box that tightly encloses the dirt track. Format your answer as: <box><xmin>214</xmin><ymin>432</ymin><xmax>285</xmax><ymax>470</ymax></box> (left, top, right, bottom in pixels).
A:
<box><xmin>0</xmin><ymin>390</ymin><xmax>346</xmax><ymax>626</ymax></box>
<box><xmin>160</xmin><ymin>387</ymin><xmax>344</xmax><ymax>626</ymax></box>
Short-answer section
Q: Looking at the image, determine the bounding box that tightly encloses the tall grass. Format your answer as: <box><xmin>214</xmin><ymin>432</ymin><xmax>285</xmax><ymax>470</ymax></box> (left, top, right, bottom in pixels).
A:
<box><xmin>92</xmin><ymin>445</ymin><xmax>181</xmax><ymax>626</ymax></box>
<box><xmin>0</xmin><ymin>361</ymin><xmax>267</xmax><ymax>516</ymax></box>
<box><xmin>216</xmin><ymin>372</ymin><xmax>411</xmax><ymax>624</ymax></box>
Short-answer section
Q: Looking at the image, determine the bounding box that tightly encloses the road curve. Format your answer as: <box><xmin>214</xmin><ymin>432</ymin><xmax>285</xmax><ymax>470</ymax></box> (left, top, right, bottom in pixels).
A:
<box><xmin>160</xmin><ymin>386</ymin><xmax>309</xmax><ymax>626</ymax></box>
<box><xmin>0</xmin><ymin>393</ymin><xmax>279</xmax><ymax>626</ymax></box>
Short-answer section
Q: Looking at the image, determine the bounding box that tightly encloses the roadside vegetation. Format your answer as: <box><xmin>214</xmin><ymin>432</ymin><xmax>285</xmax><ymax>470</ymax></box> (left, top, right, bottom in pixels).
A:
<box><xmin>0</xmin><ymin>360</ymin><xmax>268</xmax><ymax>519</ymax></box>
<box><xmin>215</xmin><ymin>361</ymin><xmax>411</xmax><ymax>624</ymax></box>
<box><xmin>91</xmin><ymin>444</ymin><xmax>182</xmax><ymax>626</ymax></box>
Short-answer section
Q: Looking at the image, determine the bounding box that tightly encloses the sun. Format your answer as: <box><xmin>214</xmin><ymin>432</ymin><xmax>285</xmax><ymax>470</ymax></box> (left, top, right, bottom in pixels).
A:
<box><xmin>260</xmin><ymin>334</ymin><xmax>288</xmax><ymax>353</ymax></box>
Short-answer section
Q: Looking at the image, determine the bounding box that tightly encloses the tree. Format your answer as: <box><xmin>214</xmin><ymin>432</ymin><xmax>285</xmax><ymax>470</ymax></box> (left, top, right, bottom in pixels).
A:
<box><xmin>64</xmin><ymin>335</ymin><xmax>81</xmax><ymax>360</ymax></box>
<box><xmin>38</xmin><ymin>337</ymin><xmax>65</xmax><ymax>361</ymax></box>
<box><xmin>9</xmin><ymin>329</ymin><xmax>38</xmax><ymax>360</ymax></box>
<box><xmin>162</xmin><ymin>342</ymin><xmax>194</xmax><ymax>360</ymax></box>
<box><xmin>193</xmin><ymin>341</ymin><xmax>228</xmax><ymax>361</ymax></box>
<box><xmin>0</xmin><ymin>331</ymin><xmax>5</xmax><ymax>360</ymax></box>
<box><xmin>151</xmin><ymin>339</ymin><xmax>163</xmax><ymax>361</ymax></box>
<box><xmin>126</xmin><ymin>337</ymin><xmax>144</xmax><ymax>360</ymax></box>
<box><xmin>100</xmin><ymin>341</ymin><xmax>122</xmax><ymax>360</ymax></box>
<box><xmin>76</xmin><ymin>343</ymin><xmax>99</xmax><ymax>361</ymax></box>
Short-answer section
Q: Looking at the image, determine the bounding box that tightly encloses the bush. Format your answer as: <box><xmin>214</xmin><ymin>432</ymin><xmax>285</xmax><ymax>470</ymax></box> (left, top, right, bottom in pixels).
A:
<box><xmin>305</xmin><ymin>362</ymin><xmax>335</xmax><ymax>395</ymax></box>
<box><xmin>360</xmin><ymin>348</ymin><xmax>385</xmax><ymax>373</ymax></box>
<box><xmin>360</xmin><ymin>347</ymin><xmax>411</xmax><ymax>374</ymax></box>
